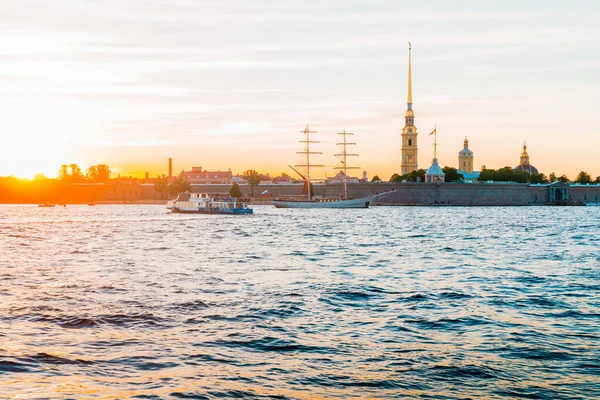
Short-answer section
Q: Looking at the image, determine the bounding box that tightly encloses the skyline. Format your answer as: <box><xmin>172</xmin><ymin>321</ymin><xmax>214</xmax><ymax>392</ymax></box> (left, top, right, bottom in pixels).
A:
<box><xmin>1</xmin><ymin>0</ymin><xmax>600</xmax><ymax>179</ymax></box>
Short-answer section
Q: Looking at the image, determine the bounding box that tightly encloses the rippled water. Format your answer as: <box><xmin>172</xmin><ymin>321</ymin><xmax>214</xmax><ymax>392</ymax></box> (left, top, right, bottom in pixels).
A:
<box><xmin>0</xmin><ymin>205</ymin><xmax>599</xmax><ymax>399</ymax></box>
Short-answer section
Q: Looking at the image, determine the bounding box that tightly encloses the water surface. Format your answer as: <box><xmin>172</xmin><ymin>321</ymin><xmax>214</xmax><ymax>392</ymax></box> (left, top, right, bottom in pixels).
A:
<box><xmin>0</xmin><ymin>205</ymin><xmax>599</xmax><ymax>398</ymax></box>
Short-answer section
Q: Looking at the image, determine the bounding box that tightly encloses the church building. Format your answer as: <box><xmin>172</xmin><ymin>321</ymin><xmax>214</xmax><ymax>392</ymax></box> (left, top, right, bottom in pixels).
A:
<box><xmin>514</xmin><ymin>143</ymin><xmax>539</xmax><ymax>175</ymax></box>
<box><xmin>458</xmin><ymin>137</ymin><xmax>474</xmax><ymax>173</ymax></box>
<box><xmin>401</xmin><ymin>43</ymin><xmax>418</xmax><ymax>175</ymax></box>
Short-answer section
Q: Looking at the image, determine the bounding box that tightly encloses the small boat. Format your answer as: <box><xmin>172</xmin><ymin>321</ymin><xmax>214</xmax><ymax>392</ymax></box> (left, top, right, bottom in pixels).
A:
<box><xmin>585</xmin><ymin>201</ymin><xmax>600</xmax><ymax>206</ymax></box>
<box><xmin>38</xmin><ymin>202</ymin><xmax>55</xmax><ymax>208</ymax></box>
<box><xmin>167</xmin><ymin>192</ymin><xmax>253</xmax><ymax>215</ymax></box>
<box><xmin>272</xmin><ymin>126</ymin><xmax>387</xmax><ymax>209</ymax></box>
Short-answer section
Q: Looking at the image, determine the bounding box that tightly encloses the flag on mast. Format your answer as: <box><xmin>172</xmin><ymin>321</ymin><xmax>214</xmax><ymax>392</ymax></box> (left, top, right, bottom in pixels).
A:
<box><xmin>429</xmin><ymin>126</ymin><xmax>436</xmax><ymax>136</ymax></box>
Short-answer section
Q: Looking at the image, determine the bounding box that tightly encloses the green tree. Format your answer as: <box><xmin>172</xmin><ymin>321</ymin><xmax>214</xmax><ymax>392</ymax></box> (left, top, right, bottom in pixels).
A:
<box><xmin>530</xmin><ymin>173</ymin><xmax>549</xmax><ymax>184</ymax></box>
<box><xmin>406</xmin><ymin>169</ymin><xmax>426</xmax><ymax>182</ymax></box>
<box><xmin>558</xmin><ymin>174</ymin><xmax>569</xmax><ymax>183</ymax></box>
<box><xmin>574</xmin><ymin>171</ymin><xmax>592</xmax><ymax>184</ymax></box>
<box><xmin>549</xmin><ymin>172</ymin><xmax>557</xmax><ymax>182</ymax></box>
<box><xmin>371</xmin><ymin>175</ymin><xmax>381</xmax><ymax>182</ymax></box>
<box><xmin>242</xmin><ymin>169</ymin><xmax>261</xmax><ymax>196</ymax></box>
<box><xmin>390</xmin><ymin>173</ymin><xmax>401</xmax><ymax>182</ymax></box>
<box><xmin>155</xmin><ymin>174</ymin><xmax>169</xmax><ymax>200</ymax></box>
<box><xmin>442</xmin><ymin>166</ymin><xmax>461</xmax><ymax>182</ymax></box>
<box><xmin>595</xmin><ymin>176</ymin><xmax>600</xmax><ymax>184</ymax></box>
<box><xmin>229</xmin><ymin>183</ymin><xmax>242</xmax><ymax>198</ymax></box>
<box><xmin>168</xmin><ymin>176</ymin><xmax>191</xmax><ymax>196</ymax></box>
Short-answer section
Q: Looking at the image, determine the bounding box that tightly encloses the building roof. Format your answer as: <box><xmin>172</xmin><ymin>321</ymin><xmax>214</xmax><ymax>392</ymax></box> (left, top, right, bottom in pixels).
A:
<box><xmin>459</xmin><ymin>137</ymin><xmax>473</xmax><ymax>157</ymax></box>
<box><xmin>514</xmin><ymin>164</ymin><xmax>539</xmax><ymax>175</ymax></box>
<box><xmin>425</xmin><ymin>158</ymin><xmax>444</xmax><ymax>176</ymax></box>
<box><xmin>458</xmin><ymin>170</ymin><xmax>480</xmax><ymax>180</ymax></box>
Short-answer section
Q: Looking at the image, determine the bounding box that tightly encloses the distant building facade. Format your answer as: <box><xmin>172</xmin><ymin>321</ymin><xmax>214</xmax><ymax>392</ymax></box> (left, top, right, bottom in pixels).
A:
<box><xmin>514</xmin><ymin>143</ymin><xmax>539</xmax><ymax>175</ymax></box>
<box><xmin>180</xmin><ymin>167</ymin><xmax>233</xmax><ymax>184</ymax></box>
<box><xmin>401</xmin><ymin>43</ymin><xmax>418</xmax><ymax>175</ymax></box>
<box><xmin>326</xmin><ymin>170</ymin><xmax>360</xmax><ymax>184</ymax></box>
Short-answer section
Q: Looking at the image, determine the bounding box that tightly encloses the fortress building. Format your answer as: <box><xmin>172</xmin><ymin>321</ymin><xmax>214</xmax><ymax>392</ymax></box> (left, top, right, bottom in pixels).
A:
<box><xmin>514</xmin><ymin>143</ymin><xmax>539</xmax><ymax>175</ymax></box>
<box><xmin>401</xmin><ymin>43</ymin><xmax>418</xmax><ymax>175</ymax></box>
<box><xmin>458</xmin><ymin>137</ymin><xmax>474</xmax><ymax>173</ymax></box>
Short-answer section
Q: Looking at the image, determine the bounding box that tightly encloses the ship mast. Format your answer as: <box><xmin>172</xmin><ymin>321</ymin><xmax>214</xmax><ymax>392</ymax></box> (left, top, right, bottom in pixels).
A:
<box><xmin>334</xmin><ymin>129</ymin><xmax>359</xmax><ymax>199</ymax></box>
<box><xmin>295</xmin><ymin>125</ymin><xmax>323</xmax><ymax>200</ymax></box>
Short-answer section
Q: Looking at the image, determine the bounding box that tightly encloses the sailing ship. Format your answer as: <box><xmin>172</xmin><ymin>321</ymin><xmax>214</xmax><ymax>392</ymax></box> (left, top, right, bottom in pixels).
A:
<box><xmin>272</xmin><ymin>126</ymin><xmax>385</xmax><ymax>209</ymax></box>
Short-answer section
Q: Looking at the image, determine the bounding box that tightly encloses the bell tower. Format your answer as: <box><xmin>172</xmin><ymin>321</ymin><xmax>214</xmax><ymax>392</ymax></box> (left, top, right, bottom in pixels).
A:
<box><xmin>401</xmin><ymin>43</ymin><xmax>418</xmax><ymax>175</ymax></box>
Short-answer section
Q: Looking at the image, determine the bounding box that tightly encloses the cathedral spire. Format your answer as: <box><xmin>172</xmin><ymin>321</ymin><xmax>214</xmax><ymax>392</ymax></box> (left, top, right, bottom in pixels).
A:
<box><xmin>407</xmin><ymin>42</ymin><xmax>412</xmax><ymax>111</ymax></box>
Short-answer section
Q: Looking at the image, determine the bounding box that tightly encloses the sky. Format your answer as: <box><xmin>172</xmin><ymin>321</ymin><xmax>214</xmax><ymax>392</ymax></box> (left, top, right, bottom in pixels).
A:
<box><xmin>1</xmin><ymin>0</ymin><xmax>599</xmax><ymax>180</ymax></box>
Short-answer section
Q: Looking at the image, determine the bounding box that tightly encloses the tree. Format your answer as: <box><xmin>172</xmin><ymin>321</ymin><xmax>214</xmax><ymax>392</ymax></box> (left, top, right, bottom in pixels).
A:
<box><xmin>242</xmin><ymin>169</ymin><xmax>261</xmax><ymax>196</ymax></box>
<box><xmin>595</xmin><ymin>176</ymin><xmax>600</xmax><ymax>184</ymax></box>
<box><xmin>86</xmin><ymin>166</ymin><xmax>98</xmax><ymax>182</ymax></box>
<box><xmin>155</xmin><ymin>174</ymin><xmax>169</xmax><ymax>200</ymax></box>
<box><xmin>406</xmin><ymin>169</ymin><xmax>426</xmax><ymax>182</ymax></box>
<box><xmin>442</xmin><ymin>166</ymin><xmax>461</xmax><ymax>182</ymax></box>
<box><xmin>229</xmin><ymin>183</ymin><xmax>242</xmax><ymax>198</ymax></box>
<box><xmin>390</xmin><ymin>169</ymin><xmax>426</xmax><ymax>183</ymax></box>
<box><xmin>69</xmin><ymin>164</ymin><xmax>85</xmax><ymax>182</ymax></box>
<box><xmin>531</xmin><ymin>173</ymin><xmax>549</xmax><ymax>184</ymax></box>
<box><xmin>34</xmin><ymin>173</ymin><xmax>48</xmax><ymax>180</ymax></box>
<box><xmin>168</xmin><ymin>176</ymin><xmax>191</xmax><ymax>196</ymax></box>
<box><xmin>371</xmin><ymin>175</ymin><xmax>381</xmax><ymax>182</ymax></box>
<box><xmin>549</xmin><ymin>172</ymin><xmax>557</xmax><ymax>183</ymax></box>
<box><xmin>96</xmin><ymin>164</ymin><xmax>111</xmax><ymax>182</ymax></box>
<box><xmin>58</xmin><ymin>164</ymin><xmax>69</xmax><ymax>180</ymax></box>
<box><xmin>574</xmin><ymin>171</ymin><xmax>592</xmax><ymax>184</ymax></box>
<box><xmin>558</xmin><ymin>174</ymin><xmax>569</xmax><ymax>183</ymax></box>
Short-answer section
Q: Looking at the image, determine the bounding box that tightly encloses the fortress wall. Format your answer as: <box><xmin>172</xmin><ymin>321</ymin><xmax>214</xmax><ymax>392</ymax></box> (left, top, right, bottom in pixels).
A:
<box><xmin>184</xmin><ymin>182</ymin><xmax>600</xmax><ymax>205</ymax></box>
<box><xmin>568</xmin><ymin>185</ymin><xmax>600</xmax><ymax>203</ymax></box>
<box><xmin>370</xmin><ymin>183</ymin><xmax>531</xmax><ymax>206</ymax></box>
<box><xmin>6</xmin><ymin>181</ymin><xmax>599</xmax><ymax>205</ymax></box>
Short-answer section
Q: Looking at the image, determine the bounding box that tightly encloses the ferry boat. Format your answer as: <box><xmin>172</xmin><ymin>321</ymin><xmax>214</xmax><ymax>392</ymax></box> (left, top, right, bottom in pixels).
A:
<box><xmin>167</xmin><ymin>192</ymin><xmax>253</xmax><ymax>215</ymax></box>
<box><xmin>272</xmin><ymin>126</ymin><xmax>388</xmax><ymax>209</ymax></box>
<box><xmin>38</xmin><ymin>202</ymin><xmax>55</xmax><ymax>208</ymax></box>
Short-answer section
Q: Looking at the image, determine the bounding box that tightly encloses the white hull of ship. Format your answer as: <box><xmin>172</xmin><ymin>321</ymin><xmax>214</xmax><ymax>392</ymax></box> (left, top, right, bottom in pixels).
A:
<box><xmin>272</xmin><ymin>195</ymin><xmax>377</xmax><ymax>209</ymax></box>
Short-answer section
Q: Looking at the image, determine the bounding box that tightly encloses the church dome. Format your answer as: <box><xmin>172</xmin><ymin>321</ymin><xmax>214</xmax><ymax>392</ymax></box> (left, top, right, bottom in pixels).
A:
<box><xmin>459</xmin><ymin>137</ymin><xmax>473</xmax><ymax>157</ymax></box>
<box><xmin>513</xmin><ymin>142</ymin><xmax>539</xmax><ymax>175</ymax></box>
<box><xmin>514</xmin><ymin>164</ymin><xmax>539</xmax><ymax>175</ymax></box>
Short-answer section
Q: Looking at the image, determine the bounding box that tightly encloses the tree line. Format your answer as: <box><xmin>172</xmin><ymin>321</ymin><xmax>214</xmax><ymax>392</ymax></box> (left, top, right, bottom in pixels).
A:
<box><xmin>56</xmin><ymin>164</ymin><xmax>112</xmax><ymax>183</ymax></box>
<box><xmin>388</xmin><ymin>166</ymin><xmax>600</xmax><ymax>184</ymax></box>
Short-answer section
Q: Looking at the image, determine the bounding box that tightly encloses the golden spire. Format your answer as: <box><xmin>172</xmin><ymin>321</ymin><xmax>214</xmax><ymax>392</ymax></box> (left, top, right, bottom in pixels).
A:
<box><xmin>407</xmin><ymin>42</ymin><xmax>412</xmax><ymax>110</ymax></box>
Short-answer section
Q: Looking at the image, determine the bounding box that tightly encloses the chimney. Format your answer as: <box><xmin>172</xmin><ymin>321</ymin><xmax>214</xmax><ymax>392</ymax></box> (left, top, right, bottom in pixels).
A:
<box><xmin>168</xmin><ymin>158</ymin><xmax>172</xmax><ymax>178</ymax></box>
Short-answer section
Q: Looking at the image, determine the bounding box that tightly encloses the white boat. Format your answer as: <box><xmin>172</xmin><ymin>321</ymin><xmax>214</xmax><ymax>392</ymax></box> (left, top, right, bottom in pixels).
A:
<box><xmin>167</xmin><ymin>192</ymin><xmax>253</xmax><ymax>215</ymax></box>
<box><xmin>272</xmin><ymin>126</ymin><xmax>384</xmax><ymax>209</ymax></box>
<box><xmin>272</xmin><ymin>194</ymin><xmax>378</xmax><ymax>209</ymax></box>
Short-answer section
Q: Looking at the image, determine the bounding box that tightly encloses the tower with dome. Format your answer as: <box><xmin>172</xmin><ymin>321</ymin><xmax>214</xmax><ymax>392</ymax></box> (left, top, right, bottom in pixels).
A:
<box><xmin>514</xmin><ymin>143</ymin><xmax>539</xmax><ymax>175</ymax></box>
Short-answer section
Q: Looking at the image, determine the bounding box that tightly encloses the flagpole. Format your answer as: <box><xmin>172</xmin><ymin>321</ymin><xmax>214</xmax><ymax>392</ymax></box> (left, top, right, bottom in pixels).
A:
<box><xmin>434</xmin><ymin>125</ymin><xmax>437</xmax><ymax>160</ymax></box>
